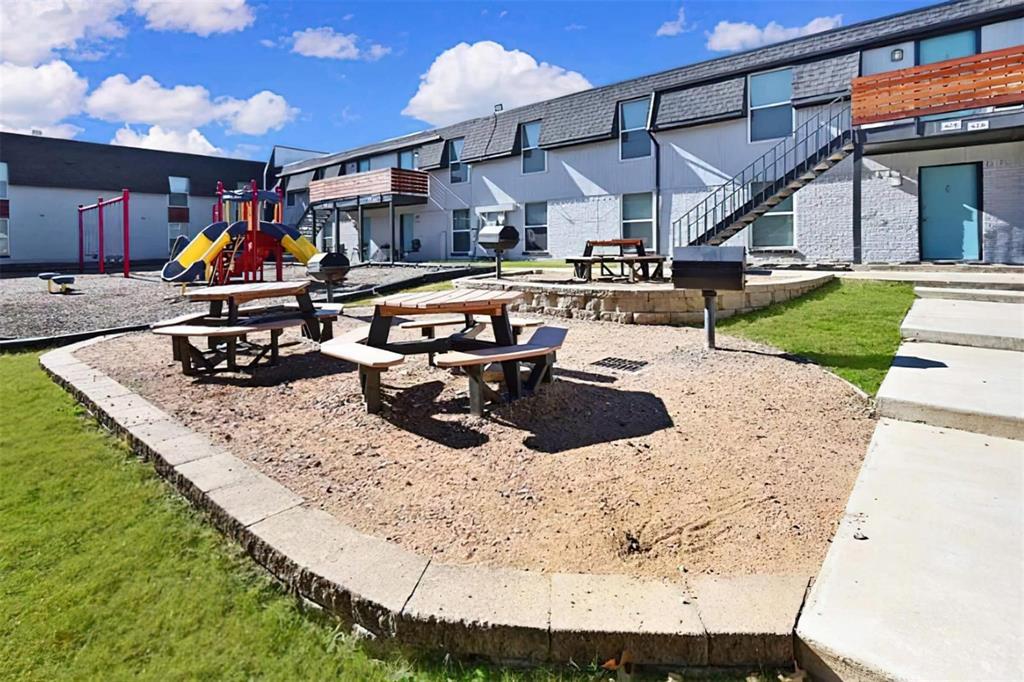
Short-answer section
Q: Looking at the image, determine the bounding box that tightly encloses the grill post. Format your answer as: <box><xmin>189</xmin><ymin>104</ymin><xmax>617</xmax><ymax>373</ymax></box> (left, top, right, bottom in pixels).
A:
<box><xmin>702</xmin><ymin>289</ymin><xmax>717</xmax><ymax>350</ymax></box>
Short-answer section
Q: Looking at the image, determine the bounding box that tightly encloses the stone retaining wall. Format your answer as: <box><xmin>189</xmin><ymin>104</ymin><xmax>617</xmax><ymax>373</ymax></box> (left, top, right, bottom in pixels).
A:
<box><xmin>456</xmin><ymin>273</ymin><xmax>834</xmax><ymax>325</ymax></box>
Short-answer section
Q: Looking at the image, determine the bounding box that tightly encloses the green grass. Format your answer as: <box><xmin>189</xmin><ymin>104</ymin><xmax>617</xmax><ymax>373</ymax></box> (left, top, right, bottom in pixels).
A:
<box><xmin>0</xmin><ymin>352</ymin><xmax>657</xmax><ymax>681</ymax></box>
<box><xmin>719</xmin><ymin>279</ymin><xmax>915</xmax><ymax>395</ymax></box>
<box><xmin>344</xmin><ymin>280</ymin><xmax>454</xmax><ymax>308</ymax></box>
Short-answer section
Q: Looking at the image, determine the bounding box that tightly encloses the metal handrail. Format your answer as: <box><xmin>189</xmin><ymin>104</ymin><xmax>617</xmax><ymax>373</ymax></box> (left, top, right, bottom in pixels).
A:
<box><xmin>672</xmin><ymin>96</ymin><xmax>852</xmax><ymax>247</ymax></box>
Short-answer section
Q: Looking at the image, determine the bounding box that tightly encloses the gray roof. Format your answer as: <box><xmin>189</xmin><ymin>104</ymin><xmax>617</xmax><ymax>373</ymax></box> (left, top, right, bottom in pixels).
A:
<box><xmin>0</xmin><ymin>132</ymin><xmax>265</xmax><ymax>196</ymax></box>
<box><xmin>281</xmin><ymin>130</ymin><xmax>441</xmax><ymax>176</ymax></box>
<box><xmin>793</xmin><ymin>53</ymin><xmax>862</xmax><ymax>104</ymax></box>
<box><xmin>655</xmin><ymin>78</ymin><xmax>746</xmax><ymax>128</ymax></box>
<box><xmin>282</xmin><ymin>0</ymin><xmax>1023</xmax><ymax>174</ymax></box>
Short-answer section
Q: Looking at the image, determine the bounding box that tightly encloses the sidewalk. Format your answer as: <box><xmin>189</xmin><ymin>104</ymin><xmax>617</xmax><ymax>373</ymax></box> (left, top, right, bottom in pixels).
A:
<box><xmin>797</xmin><ymin>291</ymin><xmax>1024</xmax><ymax>681</ymax></box>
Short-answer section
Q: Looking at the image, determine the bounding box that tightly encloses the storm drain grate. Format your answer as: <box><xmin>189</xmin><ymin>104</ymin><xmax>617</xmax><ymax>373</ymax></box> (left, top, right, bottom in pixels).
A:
<box><xmin>591</xmin><ymin>356</ymin><xmax>649</xmax><ymax>373</ymax></box>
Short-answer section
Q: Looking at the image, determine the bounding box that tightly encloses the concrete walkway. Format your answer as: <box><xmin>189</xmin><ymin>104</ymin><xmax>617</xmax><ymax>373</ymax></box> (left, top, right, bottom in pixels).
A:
<box><xmin>837</xmin><ymin>270</ymin><xmax>1024</xmax><ymax>290</ymax></box>
<box><xmin>797</xmin><ymin>287</ymin><xmax>1024</xmax><ymax>681</ymax></box>
<box><xmin>901</xmin><ymin>298</ymin><xmax>1024</xmax><ymax>351</ymax></box>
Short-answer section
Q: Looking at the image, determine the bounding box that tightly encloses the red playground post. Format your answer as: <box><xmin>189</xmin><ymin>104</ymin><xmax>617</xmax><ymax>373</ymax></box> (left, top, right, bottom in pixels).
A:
<box><xmin>78</xmin><ymin>189</ymin><xmax>131</xmax><ymax>277</ymax></box>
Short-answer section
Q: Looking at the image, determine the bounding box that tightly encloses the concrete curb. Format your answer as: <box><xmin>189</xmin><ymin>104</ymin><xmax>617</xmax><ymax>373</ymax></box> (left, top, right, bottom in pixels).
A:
<box><xmin>0</xmin><ymin>323</ymin><xmax>151</xmax><ymax>352</ymax></box>
<box><xmin>40</xmin><ymin>336</ymin><xmax>810</xmax><ymax>667</ymax></box>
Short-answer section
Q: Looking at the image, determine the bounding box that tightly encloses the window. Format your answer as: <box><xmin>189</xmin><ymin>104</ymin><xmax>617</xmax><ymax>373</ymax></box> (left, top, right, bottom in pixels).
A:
<box><xmin>400</xmin><ymin>214</ymin><xmax>415</xmax><ymax>254</ymax></box>
<box><xmin>0</xmin><ymin>218</ymin><xmax>8</xmax><ymax>257</ymax></box>
<box><xmin>322</xmin><ymin>227</ymin><xmax>334</xmax><ymax>253</ymax></box>
<box><xmin>919</xmin><ymin>30</ymin><xmax>977</xmax><ymax>65</ymax></box>
<box><xmin>0</xmin><ymin>162</ymin><xmax>8</xmax><ymax>198</ymax></box>
<box><xmin>749</xmin><ymin>187</ymin><xmax>794</xmax><ymax>249</ymax></box>
<box><xmin>619</xmin><ymin>98</ymin><xmax>651</xmax><ymax>160</ymax></box>
<box><xmin>451</xmin><ymin>208</ymin><xmax>471</xmax><ymax>254</ymax></box>
<box><xmin>749</xmin><ymin>69</ymin><xmax>793</xmax><ymax>142</ymax></box>
<box><xmin>521</xmin><ymin>121</ymin><xmax>545</xmax><ymax>173</ymax></box>
<box><xmin>982</xmin><ymin>17</ymin><xmax>1024</xmax><ymax>52</ymax></box>
<box><xmin>168</xmin><ymin>223</ymin><xmax>189</xmax><ymax>255</ymax></box>
<box><xmin>0</xmin><ymin>162</ymin><xmax>8</xmax><ymax>256</ymax></box>
<box><xmin>448</xmin><ymin>138</ymin><xmax>468</xmax><ymax>183</ymax></box>
<box><xmin>398</xmin><ymin>149</ymin><xmax>418</xmax><ymax>170</ymax></box>
<box><xmin>621</xmin><ymin>192</ymin><xmax>653</xmax><ymax>247</ymax></box>
<box><xmin>524</xmin><ymin>202</ymin><xmax>548</xmax><ymax>253</ymax></box>
<box><xmin>360</xmin><ymin>216</ymin><xmax>372</xmax><ymax>261</ymax></box>
<box><xmin>357</xmin><ymin>158</ymin><xmax>370</xmax><ymax>173</ymax></box>
<box><xmin>286</xmin><ymin>192</ymin><xmax>296</xmax><ymax>206</ymax></box>
<box><xmin>168</xmin><ymin>176</ymin><xmax>189</xmax><ymax>207</ymax></box>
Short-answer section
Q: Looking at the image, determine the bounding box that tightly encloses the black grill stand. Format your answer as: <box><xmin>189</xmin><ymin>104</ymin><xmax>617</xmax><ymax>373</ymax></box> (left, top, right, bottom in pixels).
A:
<box><xmin>702</xmin><ymin>289</ymin><xmax>717</xmax><ymax>350</ymax></box>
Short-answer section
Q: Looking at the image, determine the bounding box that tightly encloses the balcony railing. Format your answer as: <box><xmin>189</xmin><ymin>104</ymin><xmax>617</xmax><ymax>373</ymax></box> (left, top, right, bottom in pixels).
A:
<box><xmin>852</xmin><ymin>44</ymin><xmax>1024</xmax><ymax>125</ymax></box>
<box><xmin>309</xmin><ymin>167</ymin><xmax>429</xmax><ymax>204</ymax></box>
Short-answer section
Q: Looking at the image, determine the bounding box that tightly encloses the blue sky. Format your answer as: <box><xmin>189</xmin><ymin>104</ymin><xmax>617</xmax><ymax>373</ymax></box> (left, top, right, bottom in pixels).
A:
<box><xmin>1</xmin><ymin>0</ymin><xmax>936</xmax><ymax>160</ymax></box>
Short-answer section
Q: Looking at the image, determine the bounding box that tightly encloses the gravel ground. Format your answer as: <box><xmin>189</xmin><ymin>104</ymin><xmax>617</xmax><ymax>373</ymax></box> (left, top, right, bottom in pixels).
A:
<box><xmin>78</xmin><ymin>314</ymin><xmax>874</xmax><ymax>579</ymax></box>
<box><xmin>0</xmin><ymin>264</ymin><xmax>450</xmax><ymax>339</ymax></box>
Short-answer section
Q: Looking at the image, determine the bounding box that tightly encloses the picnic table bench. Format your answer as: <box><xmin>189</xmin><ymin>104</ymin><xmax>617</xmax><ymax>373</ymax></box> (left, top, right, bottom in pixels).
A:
<box><xmin>153</xmin><ymin>281</ymin><xmax>341</xmax><ymax>376</ymax></box>
<box><xmin>320</xmin><ymin>288</ymin><xmax>566</xmax><ymax>416</ymax></box>
<box><xmin>567</xmin><ymin>239</ymin><xmax>664</xmax><ymax>282</ymax></box>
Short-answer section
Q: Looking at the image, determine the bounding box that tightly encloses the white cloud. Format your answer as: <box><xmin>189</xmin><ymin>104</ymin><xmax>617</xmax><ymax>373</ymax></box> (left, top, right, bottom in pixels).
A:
<box><xmin>133</xmin><ymin>0</ymin><xmax>254</xmax><ymax>36</ymax></box>
<box><xmin>0</xmin><ymin>0</ymin><xmax>127</xmax><ymax>66</ymax></box>
<box><xmin>259</xmin><ymin>38</ymin><xmax>277</xmax><ymax>48</ymax></box>
<box><xmin>402</xmin><ymin>41</ymin><xmax>591</xmax><ymax>126</ymax></box>
<box><xmin>564</xmin><ymin>23</ymin><xmax>586</xmax><ymax>32</ymax></box>
<box><xmin>289</xmin><ymin>26</ymin><xmax>389</xmax><ymax>61</ymax></box>
<box><xmin>111</xmin><ymin>124</ymin><xmax>222</xmax><ymax>155</ymax></box>
<box><xmin>656</xmin><ymin>7</ymin><xmax>691</xmax><ymax>37</ymax></box>
<box><xmin>84</xmin><ymin>74</ymin><xmax>296</xmax><ymax>134</ymax></box>
<box><xmin>221</xmin><ymin>90</ymin><xmax>298</xmax><ymax>135</ymax></box>
<box><xmin>706</xmin><ymin>15</ymin><xmax>842</xmax><ymax>52</ymax></box>
<box><xmin>291</xmin><ymin>27</ymin><xmax>356</xmax><ymax>59</ymax></box>
<box><xmin>0</xmin><ymin>60</ymin><xmax>88</xmax><ymax>138</ymax></box>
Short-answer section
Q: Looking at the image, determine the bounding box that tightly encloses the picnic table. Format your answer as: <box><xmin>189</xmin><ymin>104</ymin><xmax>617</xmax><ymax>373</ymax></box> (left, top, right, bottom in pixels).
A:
<box><xmin>321</xmin><ymin>288</ymin><xmax>568</xmax><ymax>415</ymax></box>
<box><xmin>153</xmin><ymin>281</ymin><xmax>339</xmax><ymax>375</ymax></box>
<box><xmin>566</xmin><ymin>240</ymin><xmax>664</xmax><ymax>282</ymax></box>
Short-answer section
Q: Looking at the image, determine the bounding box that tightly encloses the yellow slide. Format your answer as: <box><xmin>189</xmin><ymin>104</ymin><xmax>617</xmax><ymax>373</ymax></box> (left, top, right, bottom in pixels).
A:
<box><xmin>161</xmin><ymin>221</ymin><xmax>247</xmax><ymax>283</ymax></box>
<box><xmin>259</xmin><ymin>222</ymin><xmax>318</xmax><ymax>264</ymax></box>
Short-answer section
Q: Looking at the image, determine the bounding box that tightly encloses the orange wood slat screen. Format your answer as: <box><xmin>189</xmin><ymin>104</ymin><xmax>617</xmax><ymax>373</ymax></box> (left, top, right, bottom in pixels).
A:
<box><xmin>309</xmin><ymin>168</ymin><xmax>429</xmax><ymax>203</ymax></box>
<box><xmin>852</xmin><ymin>45</ymin><xmax>1024</xmax><ymax>125</ymax></box>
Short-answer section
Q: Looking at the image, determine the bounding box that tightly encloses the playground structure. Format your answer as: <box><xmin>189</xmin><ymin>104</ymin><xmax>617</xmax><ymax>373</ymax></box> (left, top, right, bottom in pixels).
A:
<box><xmin>78</xmin><ymin>189</ymin><xmax>130</xmax><ymax>277</ymax></box>
<box><xmin>161</xmin><ymin>180</ymin><xmax>318</xmax><ymax>285</ymax></box>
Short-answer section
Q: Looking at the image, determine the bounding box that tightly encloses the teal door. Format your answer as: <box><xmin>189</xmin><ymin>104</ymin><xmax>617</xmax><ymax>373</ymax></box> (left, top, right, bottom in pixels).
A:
<box><xmin>920</xmin><ymin>164</ymin><xmax>980</xmax><ymax>261</ymax></box>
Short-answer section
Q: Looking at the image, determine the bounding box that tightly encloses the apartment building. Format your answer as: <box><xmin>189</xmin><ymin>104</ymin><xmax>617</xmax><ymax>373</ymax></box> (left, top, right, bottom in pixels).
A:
<box><xmin>278</xmin><ymin>0</ymin><xmax>1024</xmax><ymax>265</ymax></box>
<box><xmin>0</xmin><ymin>133</ymin><xmax>270</xmax><ymax>267</ymax></box>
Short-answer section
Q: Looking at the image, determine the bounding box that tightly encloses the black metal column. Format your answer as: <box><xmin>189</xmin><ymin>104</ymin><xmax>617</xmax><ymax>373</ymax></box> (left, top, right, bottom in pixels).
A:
<box><xmin>389</xmin><ymin>200</ymin><xmax>396</xmax><ymax>265</ymax></box>
<box><xmin>852</xmin><ymin>130</ymin><xmax>863</xmax><ymax>265</ymax></box>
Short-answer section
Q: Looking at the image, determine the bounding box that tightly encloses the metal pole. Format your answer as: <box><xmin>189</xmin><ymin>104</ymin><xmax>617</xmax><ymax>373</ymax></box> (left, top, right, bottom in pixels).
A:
<box><xmin>389</xmin><ymin>200</ymin><xmax>396</xmax><ymax>265</ymax></box>
<box><xmin>77</xmin><ymin>206</ymin><xmax>84</xmax><ymax>273</ymax></box>
<box><xmin>495</xmin><ymin>250</ymin><xmax>502</xmax><ymax>279</ymax></box>
<box><xmin>97</xmin><ymin>197</ymin><xmax>105</xmax><ymax>274</ymax></box>
<box><xmin>250</xmin><ymin>179</ymin><xmax>259</xmax><ymax>281</ymax></box>
<box><xmin>702</xmin><ymin>289</ymin><xmax>717</xmax><ymax>350</ymax></box>
<box><xmin>122</xmin><ymin>189</ymin><xmax>130</xmax><ymax>278</ymax></box>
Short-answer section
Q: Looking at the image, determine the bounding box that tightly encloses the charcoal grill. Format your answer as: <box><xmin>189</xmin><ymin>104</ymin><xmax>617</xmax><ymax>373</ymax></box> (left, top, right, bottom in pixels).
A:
<box><xmin>477</xmin><ymin>224</ymin><xmax>519</xmax><ymax>279</ymax></box>
<box><xmin>672</xmin><ymin>246</ymin><xmax>746</xmax><ymax>349</ymax></box>
<box><xmin>307</xmin><ymin>251</ymin><xmax>351</xmax><ymax>301</ymax></box>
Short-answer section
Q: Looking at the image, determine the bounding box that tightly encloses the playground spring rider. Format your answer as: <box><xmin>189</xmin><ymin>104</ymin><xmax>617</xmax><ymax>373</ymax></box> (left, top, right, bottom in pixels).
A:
<box><xmin>210</xmin><ymin>180</ymin><xmax>286</xmax><ymax>284</ymax></box>
<box><xmin>78</xmin><ymin>189</ymin><xmax>131</xmax><ymax>277</ymax></box>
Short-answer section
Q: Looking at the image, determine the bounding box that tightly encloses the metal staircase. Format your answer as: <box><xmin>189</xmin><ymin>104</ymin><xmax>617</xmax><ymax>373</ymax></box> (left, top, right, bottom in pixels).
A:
<box><xmin>672</xmin><ymin>98</ymin><xmax>854</xmax><ymax>247</ymax></box>
<box><xmin>294</xmin><ymin>204</ymin><xmax>334</xmax><ymax>242</ymax></box>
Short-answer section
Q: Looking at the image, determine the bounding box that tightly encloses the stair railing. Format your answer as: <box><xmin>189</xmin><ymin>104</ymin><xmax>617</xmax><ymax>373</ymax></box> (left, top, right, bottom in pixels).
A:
<box><xmin>672</xmin><ymin>96</ymin><xmax>852</xmax><ymax>247</ymax></box>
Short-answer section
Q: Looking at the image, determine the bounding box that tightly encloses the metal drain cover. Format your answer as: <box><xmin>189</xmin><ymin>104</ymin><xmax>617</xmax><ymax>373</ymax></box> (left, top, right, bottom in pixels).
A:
<box><xmin>591</xmin><ymin>356</ymin><xmax>649</xmax><ymax>373</ymax></box>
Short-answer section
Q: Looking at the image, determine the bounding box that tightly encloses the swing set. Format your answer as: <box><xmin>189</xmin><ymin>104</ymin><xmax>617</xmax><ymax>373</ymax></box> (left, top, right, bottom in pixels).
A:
<box><xmin>78</xmin><ymin>189</ymin><xmax>131</xmax><ymax>277</ymax></box>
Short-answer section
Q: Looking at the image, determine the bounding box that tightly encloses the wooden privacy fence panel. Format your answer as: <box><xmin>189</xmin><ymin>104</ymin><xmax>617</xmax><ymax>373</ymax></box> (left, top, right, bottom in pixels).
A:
<box><xmin>852</xmin><ymin>45</ymin><xmax>1024</xmax><ymax>125</ymax></box>
<box><xmin>310</xmin><ymin>168</ymin><xmax>429</xmax><ymax>203</ymax></box>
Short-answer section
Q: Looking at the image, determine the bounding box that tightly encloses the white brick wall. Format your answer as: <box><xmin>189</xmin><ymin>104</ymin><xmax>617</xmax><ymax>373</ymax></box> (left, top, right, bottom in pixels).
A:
<box><xmin>982</xmin><ymin>158</ymin><xmax>1024</xmax><ymax>264</ymax></box>
<box><xmin>859</xmin><ymin>157</ymin><xmax>920</xmax><ymax>263</ymax></box>
<box><xmin>794</xmin><ymin>157</ymin><xmax>854</xmax><ymax>262</ymax></box>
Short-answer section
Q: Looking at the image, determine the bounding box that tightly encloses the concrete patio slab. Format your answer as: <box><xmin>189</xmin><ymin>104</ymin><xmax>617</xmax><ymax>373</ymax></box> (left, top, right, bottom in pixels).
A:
<box><xmin>692</xmin><ymin>574</ymin><xmax>810</xmax><ymax>666</ymax></box>
<box><xmin>901</xmin><ymin>298</ymin><xmax>1024</xmax><ymax>351</ymax></box>
<box><xmin>876</xmin><ymin>342</ymin><xmax>1024</xmax><ymax>439</ymax></box>
<box><xmin>839</xmin><ymin>270</ymin><xmax>1024</xmax><ymax>290</ymax></box>
<box><xmin>549</xmin><ymin>573</ymin><xmax>706</xmax><ymax>666</ymax></box>
<box><xmin>401</xmin><ymin>564</ymin><xmax>551</xmax><ymax>663</ymax></box>
<box><xmin>915</xmin><ymin>286</ymin><xmax>1024</xmax><ymax>304</ymax></box>
<box><xmin>798</xmin><ymin>419</ymin><xmax>1024</xmax><ymax>682</ymax></box>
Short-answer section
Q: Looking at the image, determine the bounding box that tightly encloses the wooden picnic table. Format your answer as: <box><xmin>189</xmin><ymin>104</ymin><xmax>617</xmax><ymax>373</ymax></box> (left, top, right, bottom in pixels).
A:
<box><xmin>366</xmin><ymin>288</ymin><xmax>527</xmax><ymax>398</ymax></box>
<box><xmin>185</xmin><ymin>280</ymin><xmax>327</xmax><ymax>341</ymax></box>
<box><xmin>582</xmin><ymin>239</ymin><xmax>646</xmax><ymax>257</ymax></box>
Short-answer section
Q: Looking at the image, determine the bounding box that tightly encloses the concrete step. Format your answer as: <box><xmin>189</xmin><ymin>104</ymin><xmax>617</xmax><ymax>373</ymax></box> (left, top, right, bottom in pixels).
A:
<box><xmin>797</xmin><ymin>419</ymin><xmax>1024</xmax><ymax>682</ymax></box>
<box><xmin>876</xmin><ymin>341</ymin><xmax>1024</xmax><ymax>439</ymax></box>
<box><xmin>916</xmin><ymin>286</ymin><xmax>1024</xmax><ymax>304</ymax></box>
<box><xmin>901</xmin><ymin>298</ymin><xmax>1024</xmax><ymax>351</ymax></box>
<box><xmin>839</xmin><ymin>271</ymin><xmax>1024</xmax><ymax>291</ymax></box>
